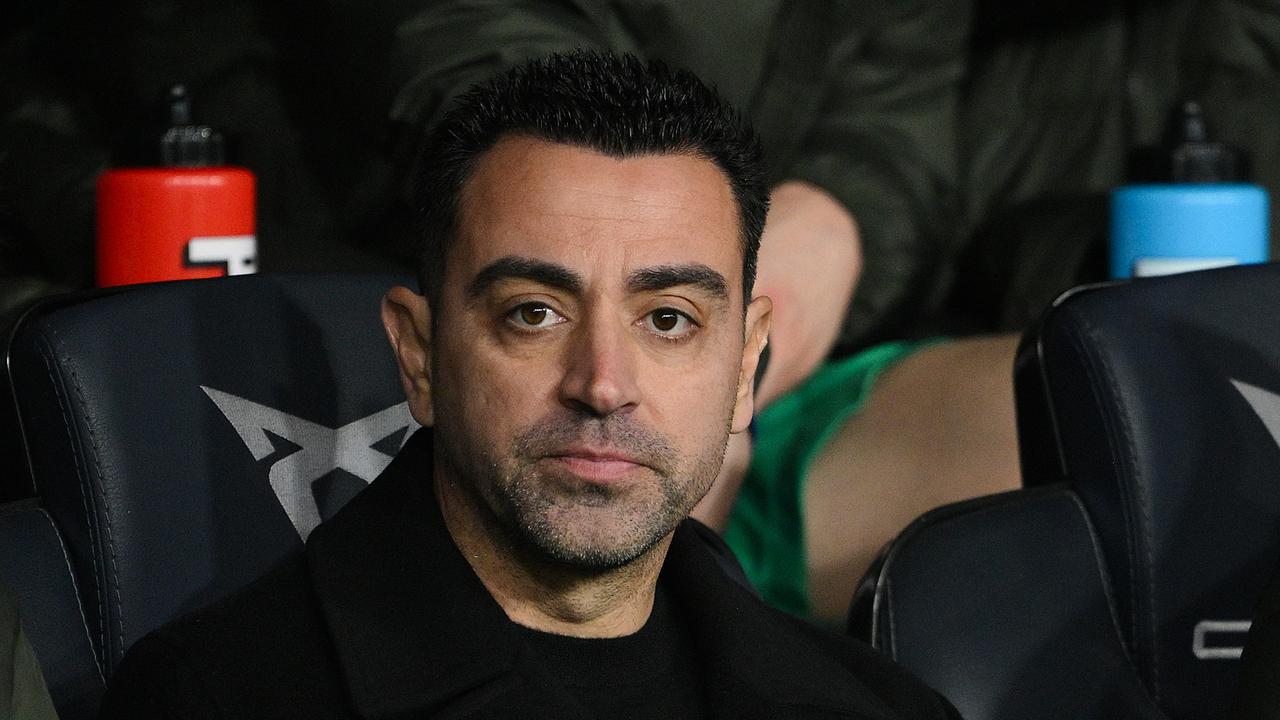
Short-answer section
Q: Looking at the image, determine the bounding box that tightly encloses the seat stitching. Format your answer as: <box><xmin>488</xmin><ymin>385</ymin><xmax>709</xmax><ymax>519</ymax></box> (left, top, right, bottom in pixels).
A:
<box><xmin>1066</xmin><ymin>491</ymin><xmax>1163</xmax><ymax>709</ymax></box>
<box><xmin>1062</xmin><ymin>323</ymin><xmax>1140</xmax><ymax>631</ymax></box>
<box><xmin>35</xmin><ymin>335</ymin><xmax>108</xmax><ymax>669</ymax></box>
<box><xmin>1066</xmin><ymin>311</ymin><xmax>1159</xmax><ymax>697</ymax></box>
<box><xmin>37</xmin><ymin>508</ymin><xmax>106</xmax><ymax>684</ymax></box>
<box><xmin>48</xmin><ymin>324</ymin><xmax>126</xmax><ymax>661</ymax></box>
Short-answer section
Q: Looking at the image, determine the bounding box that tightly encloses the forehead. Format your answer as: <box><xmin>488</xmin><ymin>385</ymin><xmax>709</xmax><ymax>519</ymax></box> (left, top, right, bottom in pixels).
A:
<box><xmin>451</xmin><ymin>135</ymin><xmax>742</xmax><ymax>289</ymax></box>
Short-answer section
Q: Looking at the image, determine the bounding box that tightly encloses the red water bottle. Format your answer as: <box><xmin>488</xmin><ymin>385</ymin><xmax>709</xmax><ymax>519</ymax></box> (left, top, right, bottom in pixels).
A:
<box><xmin>96</xmin><ymin>85</ymin><xmax>257</xmax><ymax>287</ymax></box>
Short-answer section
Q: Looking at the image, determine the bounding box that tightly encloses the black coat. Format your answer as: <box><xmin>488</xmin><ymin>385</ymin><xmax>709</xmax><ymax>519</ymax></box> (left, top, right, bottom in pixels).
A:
<box><xmin>99</xmin><ymin>431</ymin><xmax>959</xmax><ymax>719</ymax></box>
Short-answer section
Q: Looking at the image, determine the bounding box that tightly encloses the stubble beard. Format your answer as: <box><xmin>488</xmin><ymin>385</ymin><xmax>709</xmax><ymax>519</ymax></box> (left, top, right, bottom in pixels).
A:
<box><xmin>440</xmin><ymin>410</ymin><xmax>728</xmax><ymax>572</ymax></box>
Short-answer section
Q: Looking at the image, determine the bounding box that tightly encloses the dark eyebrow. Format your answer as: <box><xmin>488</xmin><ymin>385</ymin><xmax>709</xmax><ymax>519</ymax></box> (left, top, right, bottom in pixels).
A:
<box><xmin>626</xmin><ymin>264</ymin><xmax>729</xmax><ymax>300</ymax></box>
<box><xmin>467</xmin><ymin>256</ymin><xmax>584</xmax><ymax>298</ymax></box>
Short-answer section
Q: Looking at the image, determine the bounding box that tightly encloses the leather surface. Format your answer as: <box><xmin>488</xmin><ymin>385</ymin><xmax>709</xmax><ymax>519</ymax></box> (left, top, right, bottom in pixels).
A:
<box><xmin>0</xmin><ymin>502</ymin><xmax>103</xmax><ymax>720</ymax></box>
<box><xmin>1014</xmin><ymin>262</ymin><xmax>1280</xmax><ymax>717</ymax></box>
<box><xmin>2</xmin><ymin>273</ymin><xmax>414</xmax><ymax>677</ymax></box>
<box><xmin>861</xmin><ymin>487</ymin><xmax>1163</xmax><ymax>720</ymax></box>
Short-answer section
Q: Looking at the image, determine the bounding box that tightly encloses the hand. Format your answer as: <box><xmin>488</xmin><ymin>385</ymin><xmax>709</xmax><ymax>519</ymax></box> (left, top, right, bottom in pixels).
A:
<box><xmin>751</xmin><ymin>181</ymin><xmax>861</xmax><ymax>408</ymax></box>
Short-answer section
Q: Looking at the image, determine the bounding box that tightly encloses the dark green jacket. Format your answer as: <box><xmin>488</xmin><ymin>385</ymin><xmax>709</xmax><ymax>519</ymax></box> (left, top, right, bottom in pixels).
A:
<box><xmin>378</xmin><ymin>0</ymin><xmax>968</xmax><ymax>349</ymax></box>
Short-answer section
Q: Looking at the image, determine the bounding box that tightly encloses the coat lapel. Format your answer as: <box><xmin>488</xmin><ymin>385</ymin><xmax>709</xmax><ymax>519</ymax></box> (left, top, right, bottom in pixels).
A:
<box><xmin>662</xmin><ymin>522</ymin><xmax>902</xmax><ymax>720</ymax></box>
<box><xmin>305</xmin><ymin>430</ymin><xmax>531</xmax><ymax>719</ymax></box>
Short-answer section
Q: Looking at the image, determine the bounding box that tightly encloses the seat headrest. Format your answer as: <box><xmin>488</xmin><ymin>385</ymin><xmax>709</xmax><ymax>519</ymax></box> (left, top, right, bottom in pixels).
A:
<box><xmin>3</xmin><ymin>273</ymin><xmax>416</xmax><ymax>673</ymax></box>
<box><xmin>861</xmin><ymin>487</ymin><xmax>1163</xmax><ymax>720</ymax></box>
<box><xmin>1015</xmin><ymin>262</ymin><xmax>1280</xmax><ymax>716</ymax></box>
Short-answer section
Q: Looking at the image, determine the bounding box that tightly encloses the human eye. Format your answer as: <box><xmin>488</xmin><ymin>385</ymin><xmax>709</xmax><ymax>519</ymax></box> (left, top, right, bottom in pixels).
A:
<box><xmin>642</xmin><ymin>307</ymin><xmax>698</xmax><ymax>340</ymax></box>
<box><xmin>506</xmin><ymin>301</ymin><xmax>566</xmax><ymax>330</ymax></box>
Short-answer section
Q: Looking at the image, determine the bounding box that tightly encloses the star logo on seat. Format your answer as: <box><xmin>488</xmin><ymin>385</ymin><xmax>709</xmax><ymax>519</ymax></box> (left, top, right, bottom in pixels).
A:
<box><xmin>202</xmin><ymin>386</ymin><xmax>418</xmax><ymax>539</ymax></box>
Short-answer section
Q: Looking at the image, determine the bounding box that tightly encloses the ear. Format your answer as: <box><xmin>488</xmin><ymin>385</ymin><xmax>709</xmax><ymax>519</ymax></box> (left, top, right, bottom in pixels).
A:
<box><xmin>381</xmin><ymin>286</ymin><xmax>435</xmax><ymax>427</ymax></box>
<box><xmin>731</xmin><ymin>295</ymin><xmax>772</xmax><ymax>434</ymax></box>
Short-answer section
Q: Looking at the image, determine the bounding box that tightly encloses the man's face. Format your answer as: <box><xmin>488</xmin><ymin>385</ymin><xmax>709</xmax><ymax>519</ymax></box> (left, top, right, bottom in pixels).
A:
<box><xmin>413</xmin><ymin>135</ymin><xmax>767</xmax><ymax>569</ymax></box>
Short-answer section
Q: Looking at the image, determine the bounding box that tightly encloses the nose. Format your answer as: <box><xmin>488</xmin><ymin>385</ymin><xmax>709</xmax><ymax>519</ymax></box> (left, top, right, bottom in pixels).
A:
<box><xmin>558</xmin><ymin>310</ymin><xmax>640</xmax><ymax>417</ymax></box>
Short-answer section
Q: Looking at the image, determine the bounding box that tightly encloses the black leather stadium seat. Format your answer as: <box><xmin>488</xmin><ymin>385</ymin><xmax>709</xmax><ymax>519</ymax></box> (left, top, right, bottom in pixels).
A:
<box><xmin>856</xmin><ymin>487</ymin><xmax>1162</xmax><ymax>719</ymax></box>
<box><xmin>852</xmin><ymin>262</ymin><xmax>1280</xmax><ymax>720</ymax></box>
<box><xmin>0</xmin><ymin>273</ymin><xmax>414</xmax><ymax>719</ymax></box>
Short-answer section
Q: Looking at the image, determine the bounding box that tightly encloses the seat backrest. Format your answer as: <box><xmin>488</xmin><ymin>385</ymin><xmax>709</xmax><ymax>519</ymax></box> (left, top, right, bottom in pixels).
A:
<box><xmin>0</xmin><ymin>502</ymin><xmax>103</xmax><ymax>720</ymax></box>
<box><xmin>855</xmin><ymin>487</ymin><xmax>1164</xmax><ymax>720</ymax></box>
<box><xmin>1012</xmin><ymin>263</ymin><xmax>1280</xmax><ymax>717</ymax></box>
<box><xmin>1</xmin><ymin>273</ymin><xmax>416</xmax><ymax>678</ymax></box>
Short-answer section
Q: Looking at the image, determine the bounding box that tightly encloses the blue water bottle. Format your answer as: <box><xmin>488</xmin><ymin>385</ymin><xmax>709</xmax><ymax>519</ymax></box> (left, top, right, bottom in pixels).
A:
<box><xmin>1111</xmin><ymin>101</ymin><xmax>1268</xmax><ymax>279</ymax></box>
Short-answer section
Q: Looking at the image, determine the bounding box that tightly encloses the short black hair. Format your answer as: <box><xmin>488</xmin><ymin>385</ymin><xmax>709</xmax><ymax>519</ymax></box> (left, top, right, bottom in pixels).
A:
<box><xmin>411</xmin><ymin>50</ymin><xmax>768</xmax><ymax>305</ymax></box>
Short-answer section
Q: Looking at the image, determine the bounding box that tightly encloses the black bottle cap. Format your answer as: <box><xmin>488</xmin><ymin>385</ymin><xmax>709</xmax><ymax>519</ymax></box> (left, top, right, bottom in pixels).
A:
<box><xmin>159</xmin><ymin>85</ymin><xmax>226</xmax><ymax>167</ymax></box>
<box><xmin>1128</xmin><ymin>100</ymin><xmax>1250</xmax><ymax>183</ymax></box>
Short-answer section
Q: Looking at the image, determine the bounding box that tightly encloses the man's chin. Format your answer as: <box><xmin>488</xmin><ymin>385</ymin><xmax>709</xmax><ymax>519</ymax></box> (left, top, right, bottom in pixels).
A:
<box><xmin>514</xmin><ymin>502</ymin><xmax>681</xmax><ymax>571</ymax></box>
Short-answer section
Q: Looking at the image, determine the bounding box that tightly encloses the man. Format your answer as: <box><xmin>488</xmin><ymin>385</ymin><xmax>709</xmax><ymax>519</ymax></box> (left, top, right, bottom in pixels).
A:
<box><xmin>370</xmin><ymin>1</ymin><xmax>1021</xmax><ymax>622</ymax></box>
<box><xmin>99</xmin><ymin>51</ymin><xmax>958</xmax><ymax>718</ymax></box>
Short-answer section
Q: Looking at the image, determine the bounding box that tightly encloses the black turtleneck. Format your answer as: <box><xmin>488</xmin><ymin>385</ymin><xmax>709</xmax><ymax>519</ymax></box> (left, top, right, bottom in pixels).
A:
<box><xmin>515</xmin><ymin>583</ymin><xmax>705</xmax><ymax>719</ymax></box>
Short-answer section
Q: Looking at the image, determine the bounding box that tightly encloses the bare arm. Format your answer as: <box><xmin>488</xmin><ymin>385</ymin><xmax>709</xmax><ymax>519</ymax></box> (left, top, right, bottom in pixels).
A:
<box><xmin>751</xmin><ymin>180</ymin><xmax>862</xmax><ymax>408</ymax></box>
